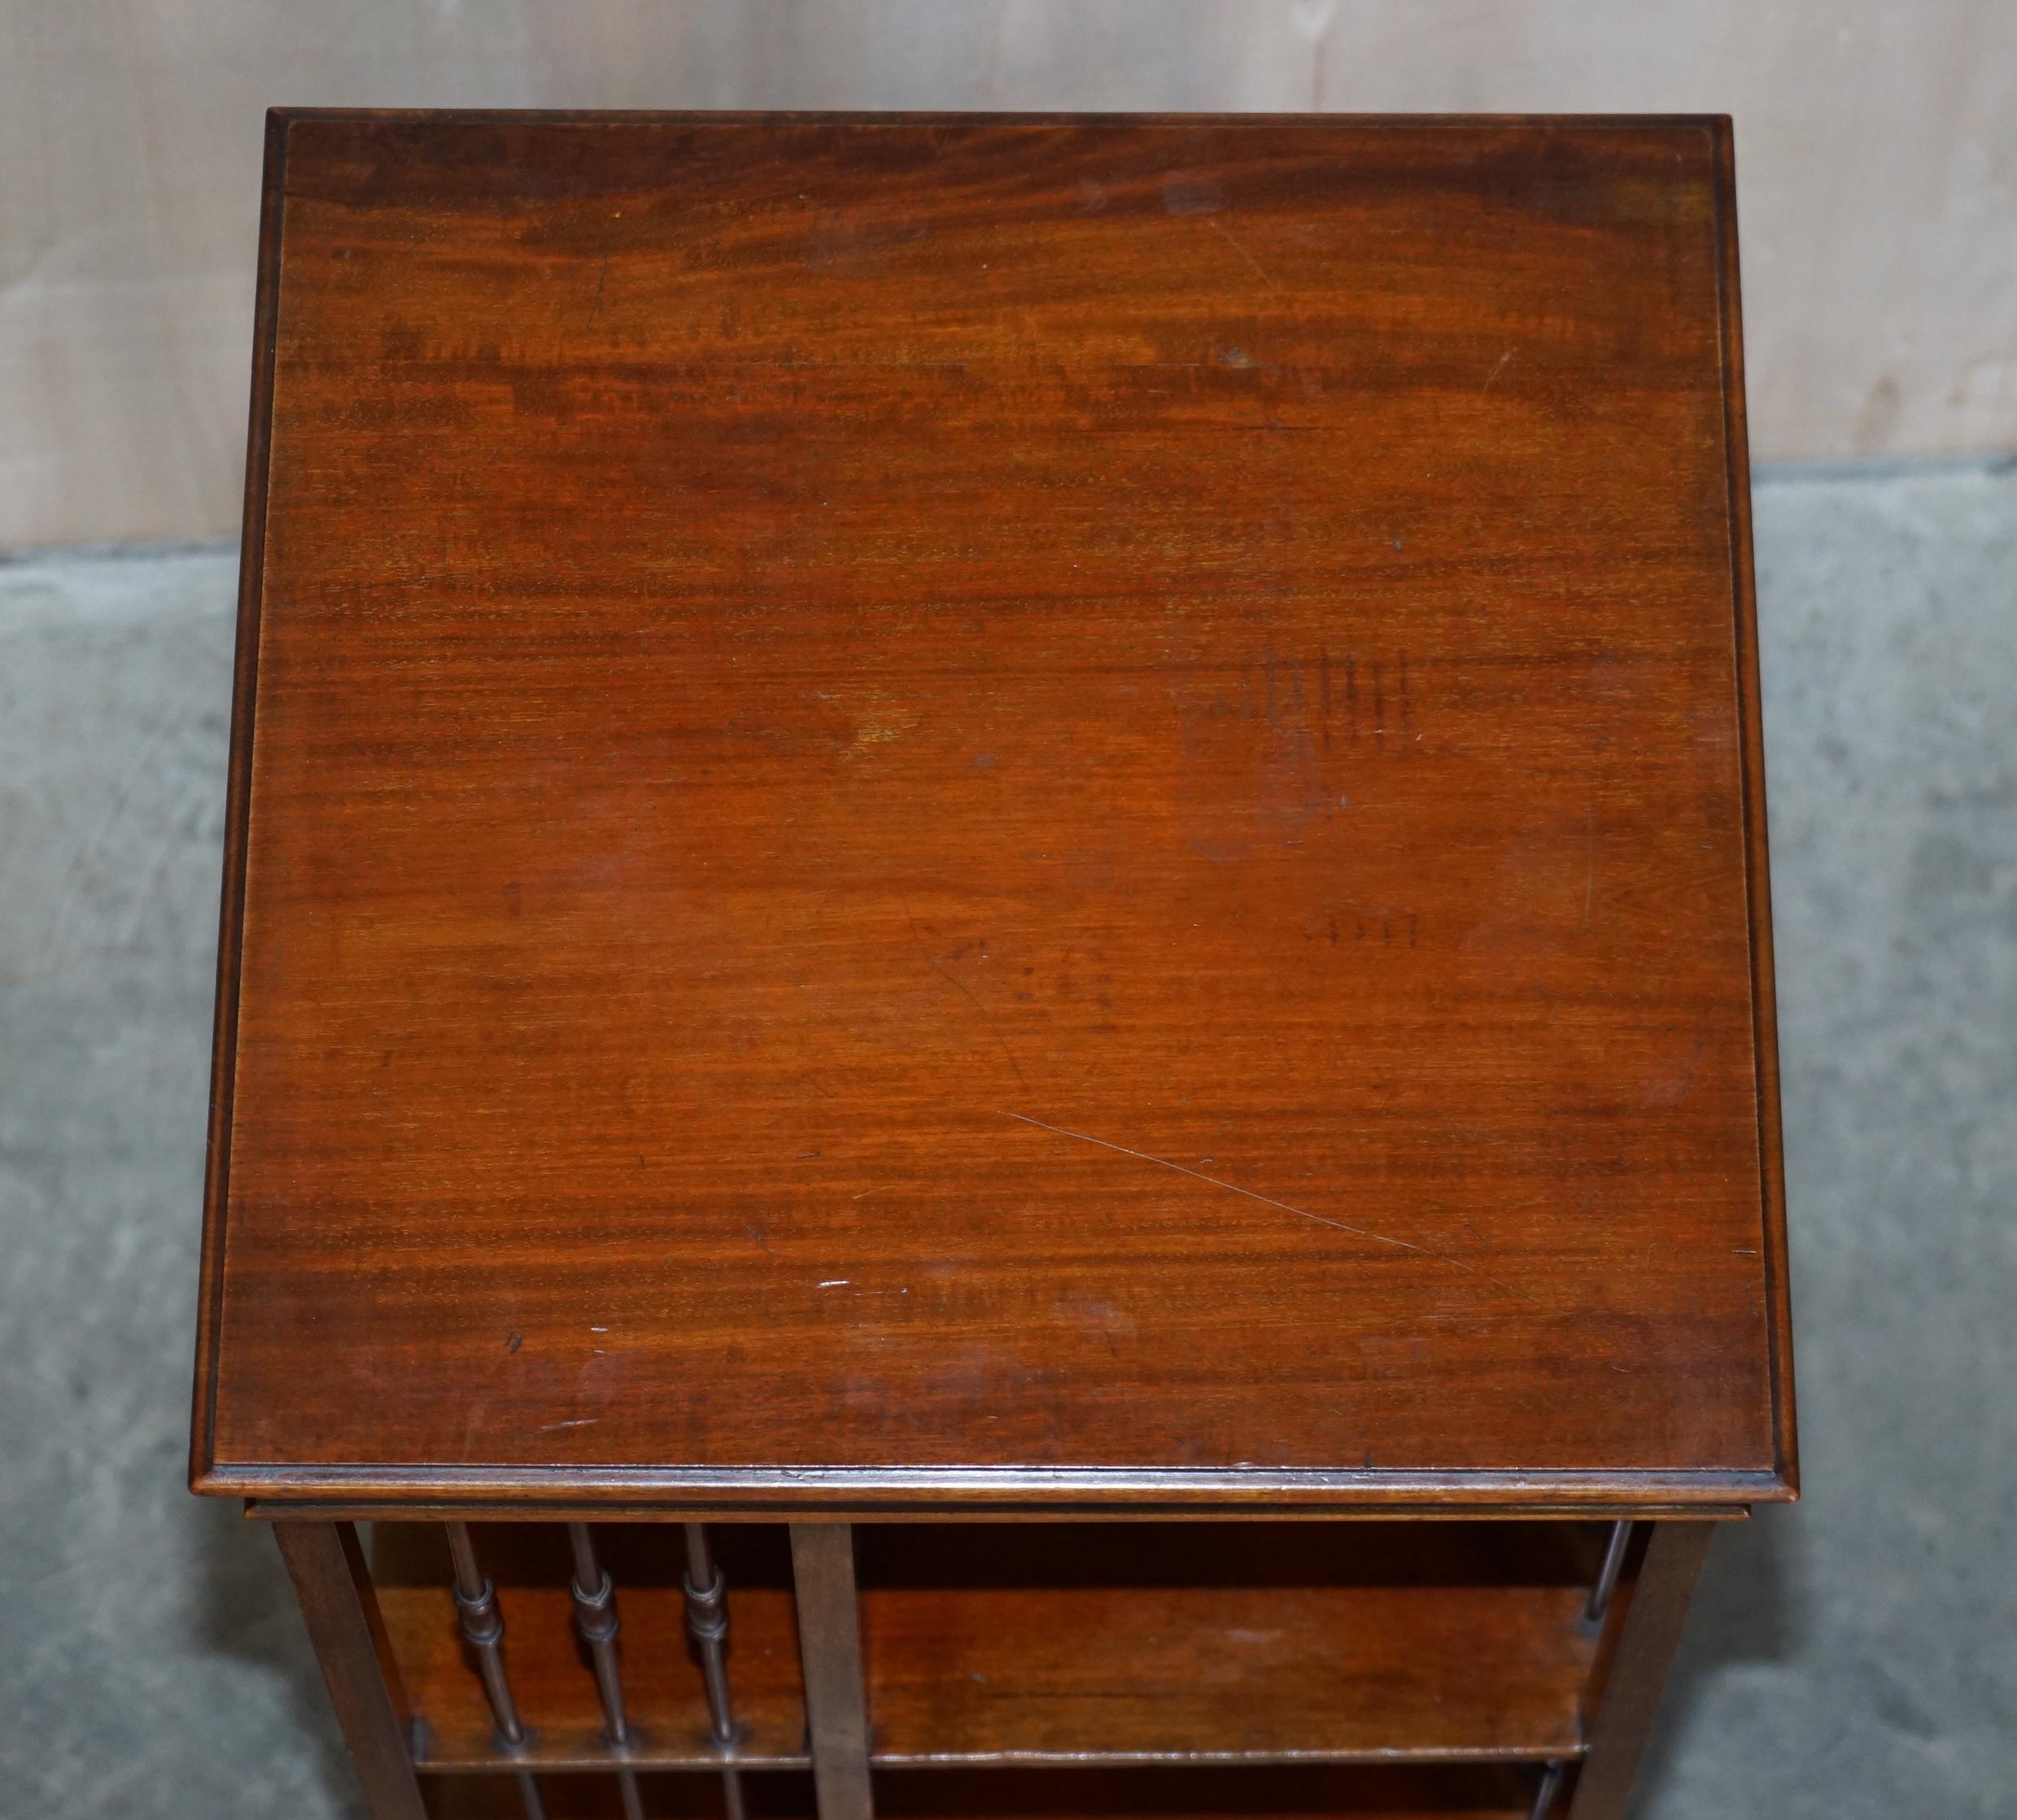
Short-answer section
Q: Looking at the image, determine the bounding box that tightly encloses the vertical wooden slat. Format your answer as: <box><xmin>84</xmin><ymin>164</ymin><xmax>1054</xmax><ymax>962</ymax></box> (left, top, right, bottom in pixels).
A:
<box><xmin>789</xmin><ymin>1523</ymin><xmax>874</xmax><ymax>1820</ymax></box>
<box><xmin>273</xmin><ymin>1521</ymin><xmax>427</xmax><ymax>1820</ymax></box>
<box><xmin>1568</xmin><ymin>1520</ymin><xmax>1718</xmax><ymax>1820</ymax></box>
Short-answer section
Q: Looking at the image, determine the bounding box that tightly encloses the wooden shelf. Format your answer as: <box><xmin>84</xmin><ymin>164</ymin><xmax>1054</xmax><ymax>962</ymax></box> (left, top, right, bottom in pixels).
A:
<box><xmin>382</xmin><ymin>1581</ymin><xmax>810</xmax><ymax>1770</ymax></box>
<box><xmin>421</xmin><ymin>1765</ymin><xmax>1539</xmax><ymax>1818</ymax></box>
<box><xmin>381</xmin><ymin>1521</ymin><xmax>1600</xmax><ymax>1776</ymax></box>
<box><xmin>421</xmin><ymin>1770</ymin><xmax>809</xmax><ymax>1818</ymax></box>
<box><xmin>855</xmin><ymin>1522</ymin><xmax>1598</xmax><ymax>1767</ymax></box>
<box><xmin>875</xmin><ymin>1766</ymin><xmax>1540</xmax><ymax>1818</ymax></box>
<box><xmin>859</xmin><ymin>1584</ymin><xmax>1591</xmax><ymax>1765</ymax></box>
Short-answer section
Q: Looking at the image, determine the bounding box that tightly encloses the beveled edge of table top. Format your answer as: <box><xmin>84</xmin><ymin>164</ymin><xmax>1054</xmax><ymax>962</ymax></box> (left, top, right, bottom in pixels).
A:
<box><xmin>199</xmin><ymin>1462</ymin><xmax>1796</xmax><ymax>1516</ymax></box>
<box><xmin>188</xmin><ymin>108</ymin><xmax>1797</xmax><ymax>1512</ymax></box>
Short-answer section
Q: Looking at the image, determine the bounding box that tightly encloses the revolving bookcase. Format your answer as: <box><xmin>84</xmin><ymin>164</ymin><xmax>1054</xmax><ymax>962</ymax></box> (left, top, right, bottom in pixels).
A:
<box><xmin>192</xmin><ymin>110</ymin><xmax>1797</xmax><ymax>1820</ymax></box>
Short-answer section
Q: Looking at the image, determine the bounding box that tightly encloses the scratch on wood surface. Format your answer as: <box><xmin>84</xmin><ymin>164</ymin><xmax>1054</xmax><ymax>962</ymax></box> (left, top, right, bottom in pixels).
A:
<box><xmin>540</xmin><ymin>1416</ymin><xmax>599</xmax><ymax>1433</ymax></box>
<box><xmin>998</xmin><ymin>1111</ymin><xmax>1539</xmax><ymax>1303</ymax></box>
<box><xmin>586</xmin><ymin>218</ymin><xmax>613</xmax><ymax>329</ymax></box>
<box><xmin>1205</xmin><ymin>216</ymin><xmax>1283</xmax><ymax>295</ymax></box>
<box><xmin>904</xmin><ymin>899</ymin><xmax>1029</xmax><ymax>1088</ymax></box>
<box><xmin>1583</xmin><ymin>798</ymin><xmax>1596</xmax><ymax>932</ymax></box>
<box><xmin>1483</xmin><ymin>347</ymin><xmax>1516</xmax><ymax>391</ymax></box>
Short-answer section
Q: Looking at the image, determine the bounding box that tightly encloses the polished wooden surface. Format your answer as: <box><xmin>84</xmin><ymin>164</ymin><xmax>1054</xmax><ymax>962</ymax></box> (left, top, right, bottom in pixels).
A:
<box><xmin>194</xmin><ymin>111</ymin><xmax>1792</xmax><ymax>1505</ymax></box>
<box><xmin>860</xmin><ymin>1586</ymin><xmax>1589</xmax><ymax>1764</ymax></box>
<box><xmin>371</xmin><ymin>1521</ymin><xmax>1609</xmax><ymax>1774</ymax></box>
<box><xmin>856</xmin><ymin>1521</ymin><xmax>1596</xmax><ymax>1765</ymax></box>
<box><xmin>16</xmin><ymin>7</ymin><xmax>2017</xmax><ymax>553</ymax></box>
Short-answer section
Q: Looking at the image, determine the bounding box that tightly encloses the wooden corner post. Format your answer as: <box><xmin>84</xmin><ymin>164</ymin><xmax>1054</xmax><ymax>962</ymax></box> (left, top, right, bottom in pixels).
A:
<box><xmin>790</xmin><ymin>1523</ymin><xmax>875</xmax><ymax>1820</ymax></box>
<box><xmin>1568</xmin><ymin>1521</ymin><xmax>1717</xmax><ymax>1819</ymax></box>
<box><xmin>273</xmin><ymin>1520</ymin><xmax>427</xmax><ymax>1820</ymax></box>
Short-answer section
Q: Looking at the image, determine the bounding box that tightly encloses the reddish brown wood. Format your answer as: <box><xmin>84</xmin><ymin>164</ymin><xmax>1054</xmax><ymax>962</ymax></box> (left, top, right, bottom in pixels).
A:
<box><xmin>369</xmin><ymin>1525</ymin><xmax>810</xmax><ymax>1769</ymax></box>
<box><xmin>417</xmin><ymin>1763</ymin><xmax>1539</xmax><ymax>1818</ymax></box>
<box><xmin>871</xmin><ymin>1767</ymin><xmax>1539</xmax><ymax>1818</ymax></box>
<box><xmin>190</xmin><ymin>111</ymin><xmax>1791</xmax><ymax>1511</ymax></box>
<box><xmin>852</xmin><ymin>1520</ymin><xmax>1600</xmax><ymax>1765</ymax></box>
<box><xmin>1565</xmin><ymin>1521</ymin><xmax>1714</xmax><ymax>1819</ymax></box>
<box><xmin>1709</xmin><ymin>122</ymin><xmax>1800</xmax><ymax>1499</ymax></box>
<box><xmin>190</xmin><ymin>103</ymin><xmax>288</xmax><ymax>1495</ymax></box>
<box><xmin>861</xmin><ymin>1582</ymin><xmax>1591</xmax><ymax>1764</ymax></box>
<box><xmin>202</xmin><ymin>112</ymin><xmax>1785</xmax><ymax>1820</ymax></box>
<box><xmin>372</xmin><ymin>1517</ymin><xmax>1621</xmax><ymax>1776</ymax></box>
<box><xmin>245</xmin><ymin>1497</ymin><xmax>1750</xmax><ymax>1523</ymax></box>
<box><xmin>343</xmin><ymin>1510</ymin><xmax>1720</xmax><ymax>1812</ymax></box>
<box><xmin>275</xmin><ymin>1521</ymin><xmax>428</xmax><ymax>1820</ymax></box>
<box><xmin>382</xmin><ymin>1578</ymin><xmax>809</xmax><ymax>1770</ymax></box>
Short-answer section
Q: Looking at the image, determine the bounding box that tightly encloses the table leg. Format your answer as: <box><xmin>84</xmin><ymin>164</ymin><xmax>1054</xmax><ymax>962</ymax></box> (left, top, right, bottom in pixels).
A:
<box><xmin>790</xmin><ymin>1523</ymin><xmax>874</xmax><ymax>1820</ymax></box>
<box><xmin>273</xmin><ymin>1520</ymin><xmax>426</xmax><ymax>1820</ymax></box>
<box><xmin>1568</xmin><ymin>1520</ymin><xmax>1716</xmax><ymax>1819</ymax></box>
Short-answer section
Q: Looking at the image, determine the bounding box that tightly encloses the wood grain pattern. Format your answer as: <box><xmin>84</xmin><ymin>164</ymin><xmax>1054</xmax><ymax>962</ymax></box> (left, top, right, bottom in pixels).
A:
<box><xmin>854</xmin><ymin>1521</ymin><xmax>1598</xmax><ymax>1765</ymax></box>
<box><xmin>191</xmin><ymin>112</ymin><xmax>1792</xmax><ymax>1508</ymax></box>
<box><xmin>860</xmin><ymin>1582</ymin><xmax>1592</xmax><ymax>1764</ymax></box>
<box><xmin>15</xmin><ymin>7</ymin><xmax>2017</xmax><ymax>552</ymax></box>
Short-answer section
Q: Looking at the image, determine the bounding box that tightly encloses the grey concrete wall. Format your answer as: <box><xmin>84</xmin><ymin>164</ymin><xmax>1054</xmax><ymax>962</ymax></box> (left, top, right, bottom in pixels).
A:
<box><xmin>3</xmin><ymin>0</ymin><xmax>2016</xmax><ymax>545</ymax></box>
<box><xmin>1</xmin><ymin>461</ymin><xmax>2013</xmax><ymax>1812</ymax></box>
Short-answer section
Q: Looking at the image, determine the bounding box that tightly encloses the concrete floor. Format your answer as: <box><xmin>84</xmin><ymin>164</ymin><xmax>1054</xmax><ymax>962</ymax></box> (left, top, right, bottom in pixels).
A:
<box><xmin>1</xmin><ymin>462</ymin><xmax>2011</xmax><ymax>1817</ymax></box>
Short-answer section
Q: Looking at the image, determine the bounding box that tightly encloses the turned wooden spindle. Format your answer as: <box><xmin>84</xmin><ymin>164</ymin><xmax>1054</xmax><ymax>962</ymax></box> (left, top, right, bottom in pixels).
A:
<box><xmin>1529</xmin><ymin>1759</ymin><xmax>1568</xmax><ymax>1819</ymax></box>
<box><xmin>682</xmin><ymin>1523</ymin><xmax>746</xmax><ymax>1820</ymax></box>
<box><xmin>445</xmin><ymin>1522</ymin><xmax>544</xmax><ymax>1820</ymax></box>
<box><xmin>566</xmin><ymin>1523</ymin><xmax>644</xmax><ymax>1820</ymax></box>
<box><xmin>1586</xmin><ymin>1520</ymin><xmax>1634</xmax><ymax>1626</ymax></box>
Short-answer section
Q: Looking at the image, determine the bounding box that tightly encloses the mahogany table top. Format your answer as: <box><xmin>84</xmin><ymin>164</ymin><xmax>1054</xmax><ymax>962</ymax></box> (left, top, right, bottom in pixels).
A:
<box><xmin>192</xmin><ymin>111</ymin><xmax>1794</xmax><ymax>1511</ymax></box>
